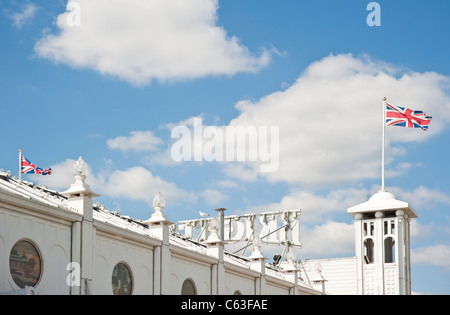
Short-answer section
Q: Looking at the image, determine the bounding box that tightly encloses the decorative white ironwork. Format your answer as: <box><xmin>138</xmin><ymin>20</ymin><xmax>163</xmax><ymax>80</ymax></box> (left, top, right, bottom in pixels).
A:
<box><xmin>176</xmin><ymin>210</ymin><xmax>301</xmax><ymax>251</ymax></box>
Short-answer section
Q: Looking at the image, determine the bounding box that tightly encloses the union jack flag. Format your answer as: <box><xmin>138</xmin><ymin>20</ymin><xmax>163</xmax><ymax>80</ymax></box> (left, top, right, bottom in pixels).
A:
<box><xmin>385</xmin><ymin>103</ymin><xmax>432</xmax><ymax>130</ymax></box>
<box><xmin>21</xmin><ymin>156</ymin><xmax>52</xmax><ymax>175</ymax></box>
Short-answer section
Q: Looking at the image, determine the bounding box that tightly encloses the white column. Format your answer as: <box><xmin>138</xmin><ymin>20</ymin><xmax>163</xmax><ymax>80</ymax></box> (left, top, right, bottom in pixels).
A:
<box><xmin>147</xmin><ymin>222</ymin><xmax>172</xmax><ymax>295</ymax></box>
<box><xmin>62</xmin><ymin>157</ymin><xmax>99</xmax><ymax>295</ymax></box>
<box><xmin>354</xmin><ymin>213</ymin><xmax>364</xmax><ymax>295</ymax></box>
<box><xmin>152</xmin><ymin>246</ymin><xmax>161</xmax><ymax>295</ymax></box>
<box><xmin>70</xmin><ymin>221</ymin><xmax>81</xmax><ymax>295</ymax></box>
<box><xmin>249</xmin><ymin>258</ymin><xmax>266</xmax><ymax>295</ymax></box>
<box><xmin>247</xmin><ymin>238</ymin><xmax>267</xmax><ymax>295</ymax></box>
<box><xmin>205</xmin><ymin>243</ymin><xmax>225</xmax><ymax>295</ymax></box>
<box><xmin>203</xmin><ymin>218</ymin><xmax>225</xmax><ymax>295</ymax></box>
<box><xmin>144</xmin><ymin>192</ymin><xmax>174</xmax><ymax>295</ymax></box>
<box><xmin>405</xmin><ymin>217</ymin><xmax>412</xmax><ymax>295</ymax></box>
<box><xmin>375</xmin><ymin>211</ymin><xmax>385</xmax><ymax>295</ymax></box>
<box><xmin>396</xmin><ymin>210</ymin><xmax>406</xmax><ymax>295</ymax></box>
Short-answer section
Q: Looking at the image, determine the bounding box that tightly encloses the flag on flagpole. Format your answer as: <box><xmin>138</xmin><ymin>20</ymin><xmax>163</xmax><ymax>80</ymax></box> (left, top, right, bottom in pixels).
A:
<box><xmin>20</xmin><ymin>155</ymin><xmax>52</xmax><ymax>175</ymax></box>
<box><xmin>381</xmin><ymin>98</ymin><xmax>432</xmax><ymax>192</ymax></box>
<box><xmin>385</xmin><ymin>102</ymin><xmax>432</xmax><ymax>130</ymax></box>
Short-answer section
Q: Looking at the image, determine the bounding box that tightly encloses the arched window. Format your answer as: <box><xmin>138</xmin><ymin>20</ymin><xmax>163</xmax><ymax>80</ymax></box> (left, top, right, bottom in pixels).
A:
<box><xmin>233</xmin><ymin>290</ymin><xmax>242</xmax><ymax>295</ymax></box>
<box><xmin>112</xmin><ymin>262</ymin><xmax>133</xmax><ymax>295</ymax></box>
<box><xmin>9</xmin><ymin>240</ymin><xmax>42</xmax><ymax>288</ymax></box>
<box><xmin>364</xmin><ymin>238</ymin><xmax>375</xmax><ymax>264</ymax></box>
<box><xmin>384</xmin><ymin>237</ymin><xmax>395</xmax><ymax>263</ymax></box>
<box><xmin>181</xmin><ymin>279</ymin><xmax>197</xmax><ymax>295</ymax></box>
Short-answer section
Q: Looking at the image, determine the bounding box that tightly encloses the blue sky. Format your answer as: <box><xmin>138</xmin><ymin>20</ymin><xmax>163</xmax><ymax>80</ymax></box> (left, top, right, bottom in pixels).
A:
<box><xmin>1</xmin><ymin>0</ymin><xmax>449</xmax><ymax>294</ymax></box>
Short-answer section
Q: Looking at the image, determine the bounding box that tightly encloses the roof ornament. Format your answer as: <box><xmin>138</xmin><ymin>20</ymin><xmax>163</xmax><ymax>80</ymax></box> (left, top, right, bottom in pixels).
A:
<box><xmin>152</xmin><ymin>191</ymin><xmax>166</xmax><ymax>212</ymax></box>
<box><xmin>282</xmin><ymin>251</ymin><xmax>298</xmax><ymax>273</ymax></box>
<box><xmin>144</xmin><ymin>192</ymin><xmax>171</xmax><ymax>224</ymax></box>
<box><xmin>61</xmin><ymin>157</ymin><xmax>99</xmax><ymax>217</ymax></box>
<box><xmin>73</xmin><ymin>156</ymin><xmax>89</xmax><ymax>177</ymax></box>
<box><xmin>203</xmin><ymin>217</ymin><xmax>222</xmax><ymax>244</ymax></box>
<box><xmin>248</xmin><ymin>235</ymin><xmax>266</xmax><ymax>260</ymax></box>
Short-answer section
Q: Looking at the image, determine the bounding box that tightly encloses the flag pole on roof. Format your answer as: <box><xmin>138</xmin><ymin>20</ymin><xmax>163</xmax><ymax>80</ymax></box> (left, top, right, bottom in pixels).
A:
<box><xmin>382</xmin><ymin>98</ymin><xmax>387</xmax><ymax>192</ymax></box>
<box><xmin>381</xmin><ymin>97</ymin><xmax>432</xmax><ymax>192</ymax></box>
<box><xmin>19</xmin><ymin>149</ymin><xmax>23</xmax><ymax>183</ymax></box>
<box><xmin>19</xmin><ymin>151</ymin><xmax>52</xmax><ymax>178</ymax></box>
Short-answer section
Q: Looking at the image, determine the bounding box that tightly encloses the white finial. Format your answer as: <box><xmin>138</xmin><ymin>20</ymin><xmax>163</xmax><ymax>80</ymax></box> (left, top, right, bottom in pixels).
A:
<box><xmin>73</xmin><ymin>156</ymin><xmax>88</xmax><ymax>176</ymax></box>
<box><xmin>203</xmin><ymin>217</ymin><xmax>222</xmax><ymax>244</ymax></box>
<box><xmin>143</xmin><ymin>192</ymin><xmax>170</xmax><ymax>224</ymax></box>
<box><xmin>248</xmin><ymin>235</ymin><xmax>266</xmax><ymax>260</ymax></box>
<box><xmin>62</xmin><ymin>156</ymin><xmax>99</xmax><ymax>216</ymax></box>
<box><xmin>208</xmin><ymin>217</ymin><xmax>219</xmax><ymax>234</ymax></box>
<box><xmin>152</xmin><ymin>192</ymin><xmax>166</xmax><ymax>212</ymax></box>
<box><xmin>253</xmin><ymin>235</ymin><xmax>263</xmax><ymax>251</ymax></box>
<box><xmin>283</xmin><ymin>251</ymin><xmax>298</xmax><ymax>273</ymax></box>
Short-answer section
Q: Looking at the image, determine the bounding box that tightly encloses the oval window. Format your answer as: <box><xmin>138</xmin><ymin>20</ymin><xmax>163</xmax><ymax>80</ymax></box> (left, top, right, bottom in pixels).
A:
<box><xmin>9</xmin><ymin>240</ymin><xmax>42</xmax><ymax>288</ymax></box>
<box><xmin>112</xmin><ymin>263</ymin><xmax>133</xmax><ymax>295</ymax></box>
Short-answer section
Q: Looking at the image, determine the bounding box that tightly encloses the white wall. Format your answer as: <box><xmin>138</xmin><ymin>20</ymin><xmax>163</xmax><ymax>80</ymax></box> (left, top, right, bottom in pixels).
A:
<box><xmin>303</xmin><ymin>257</ymin><xmax>357</xmax><ymax>295</ymax></box>
<box><xmin>265</xmin><ymin>280</ymin><xmax>290</xmax><ymax>295</ymax></box>
<box><xmin>170</xmin><ymin>254</ymin><xmax>211</xmax><ymax>295</ymax></box>
<box><xmin>224</xmin><ymin>270</ymin><xmax>255</xmax><ymax>295</ymax></box>
<box><xmin>93</xmin><ymin>232</ymin><xmax>154</xmax><ymax>295</ymax></box>
<box><xmin>0</xmin><ymin>207</ymin><xmax>72</xmax><ymax>295</ymax></box>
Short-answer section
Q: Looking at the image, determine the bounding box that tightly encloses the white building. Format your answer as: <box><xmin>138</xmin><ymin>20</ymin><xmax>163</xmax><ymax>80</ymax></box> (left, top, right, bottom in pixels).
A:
<box><xmin>0</xmin><ymin>157</ymin><xmax>416</xmax><ymax>295</ymax></box>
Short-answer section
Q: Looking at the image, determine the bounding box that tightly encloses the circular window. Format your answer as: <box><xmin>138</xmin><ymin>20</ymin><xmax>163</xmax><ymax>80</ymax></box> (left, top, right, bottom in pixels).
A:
<box><xmin>9</xmin><ymin>240</ymin><xmax>42</xmax><ymax>288</ymax></box>
<box><xmin>112</xmin><ymin>263</ymin><xmax>133</xmax><ymax>295</ymax></box>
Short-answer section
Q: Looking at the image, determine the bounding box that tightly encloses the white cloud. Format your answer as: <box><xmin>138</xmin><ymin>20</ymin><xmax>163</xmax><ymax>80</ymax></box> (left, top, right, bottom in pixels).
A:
<box><xmin>141</xmin><ymin>148</ymin><xmax>182</xmax><ymax>167</ymax></box>
<box><xmin>99</xmin><ymin>166</ymin><xmax>196</xmax><ymax>207</ymax></box>
<box><xmin>201</xmin><ymin>188</ymin><xmax>228</xmax><ymax>206</ymax></box>
<box><xmin>226</xmin><ymin>54</ymin><xmax>450</xmax><ymax>186</ymax></box>
<box><xmin>28</xmin><ymin>158</ymin><xmax>77</xmax><ymax>190</ymax></box>
<box><xmin>31</xmin><ymin>160</ymin><xmax>196</xmax><ymax>209</ymax></box>
<box><xmin>297</xmin><ymin>221</ymin><xmax>355</xmax><ymax>259</ymax></box>
<box><xmin>224</xmin><ymin>164</ymin><xmax>259</xmax><ymax>182</ymax></box>
<box><xmin>34</xmin><ymin>0</ymin><xmax>271</xmax><ymax>86</ymax></box>
<box><xmin>107</xmin><ymin>131</ymin><xmax>162</xmax><ymax>153</ymax></box>
<box><xmin>248</xmin><ymin>187</ymin><xmax>370</xmax><ymax>224</ymax></box>
<box><xmin>410</xmin><ymin>220</ymin><xmax>433</xmax><ymax>240</ymax></box>
<box><xmin>11</xmin><ymin>3</ymin><xmax>38</xmax><ymax>29</ymax></box>
<box><xmin>391</xmin><ymin>185</ymin><xmax>450</xmax><ymax>211</ymax></box>
<box><xmin>412</xmin><ymin>244</ymin><xmax>450</xmax><ymax>269</ymax></box>
<box><xmin>215</xmin><ymin>179</ymin><xmax>239</xmax><ymax>189</ymax></box>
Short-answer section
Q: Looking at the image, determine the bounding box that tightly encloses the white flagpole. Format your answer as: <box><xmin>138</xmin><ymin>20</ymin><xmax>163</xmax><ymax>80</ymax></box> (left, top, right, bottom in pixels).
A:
<box><xmin>19</xmin><ymin>149</ymin><xmax>22</xmax><ymax>182</ymax></box>
<box><xmin>381</xmin><ymin>97</ymin><xmax>386</xmax><ymax>191</ymax></box>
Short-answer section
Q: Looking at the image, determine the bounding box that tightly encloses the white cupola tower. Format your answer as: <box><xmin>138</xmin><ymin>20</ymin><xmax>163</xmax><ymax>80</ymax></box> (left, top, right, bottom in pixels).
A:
<box><xmin>348</xmin><ymin>190</ymin><xmax>417</xmax><ymax>295</ymax></box>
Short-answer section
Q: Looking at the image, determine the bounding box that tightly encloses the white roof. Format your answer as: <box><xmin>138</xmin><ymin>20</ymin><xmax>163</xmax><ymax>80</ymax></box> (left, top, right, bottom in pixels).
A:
<box><xmin>348</xmin><ymin>190</ymin><xmax>418</xmax><ymax>218</ymax></box>
<box><xmin>0</xmin><ymin>171</ymin><xmax>70</xmax><ymax>210</ymax></box>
